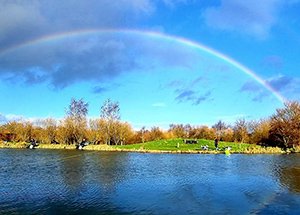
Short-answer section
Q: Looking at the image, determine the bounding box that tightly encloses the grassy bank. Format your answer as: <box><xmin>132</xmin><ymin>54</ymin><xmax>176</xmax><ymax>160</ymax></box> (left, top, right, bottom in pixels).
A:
<box><xmin>0</xmin><ymin>141</ymin><xmax>111</xmax><ymax>150</ymax></box>
<box><xmin>0</xmin><ymin>139</ymin><xmax>288</xmax><ymax>154</ymax></box>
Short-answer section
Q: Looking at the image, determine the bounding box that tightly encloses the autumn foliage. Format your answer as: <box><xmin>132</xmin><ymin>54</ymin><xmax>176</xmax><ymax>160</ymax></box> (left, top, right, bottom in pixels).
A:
<box><xmin>269</xmin><ymin>101</ymin><xmax>300</xmax><ymax>149</ymax></box>
<box><xmin>1</xmin><ymin>100</ymin><xmax>300</xmax><ymax>149</ymax></box>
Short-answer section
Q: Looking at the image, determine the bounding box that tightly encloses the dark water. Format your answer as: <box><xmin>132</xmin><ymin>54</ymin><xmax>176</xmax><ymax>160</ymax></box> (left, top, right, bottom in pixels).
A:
<box><xmin>0</xmin><ymin>149</ymin><xmax>300</xmax><ymax>215</ymax></box>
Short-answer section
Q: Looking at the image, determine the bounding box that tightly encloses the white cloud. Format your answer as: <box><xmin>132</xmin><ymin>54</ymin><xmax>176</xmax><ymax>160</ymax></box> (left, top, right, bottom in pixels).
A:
<box><xmin>0</xmin><ymin>114</ymin><xmax>7</xmax><ymax>124</ymax></box>
<box><xmin>203</xmin><ymin>0</ymin><xmax>282</xmax><ymax>39</ymax></box>
<box><xmin>0</xmin><ymin>113</ymin><xmax>63</xmax><ymax>126</ymax></box>
<box><xmin>0</xmin><ymin>113</ymin><xmax>24</xmax><ymax>124</ymax></box>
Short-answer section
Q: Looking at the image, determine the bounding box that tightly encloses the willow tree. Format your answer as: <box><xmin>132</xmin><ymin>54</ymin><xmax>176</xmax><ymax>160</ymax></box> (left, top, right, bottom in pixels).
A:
<box><xmin>41</xmin><ymin>118</ymin><xmax>58</xmax><ymax>144</ymax></box>
<box><xmin>64</xmin><ymin>98</ymin><xmax>88</xmax><ymax>144</ymax></box>
<box><xmin>100</xmin><ymin>99</ymin><xmax>120</xmax><ymax>145</ymax></box>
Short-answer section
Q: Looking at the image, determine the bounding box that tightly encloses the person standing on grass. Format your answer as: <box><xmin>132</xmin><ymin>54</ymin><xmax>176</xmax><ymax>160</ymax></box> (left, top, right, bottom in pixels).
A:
<box><xmin>214</xmin><ymin>137</ymin><xmax>219</xmax><ymax>149</ymax></box>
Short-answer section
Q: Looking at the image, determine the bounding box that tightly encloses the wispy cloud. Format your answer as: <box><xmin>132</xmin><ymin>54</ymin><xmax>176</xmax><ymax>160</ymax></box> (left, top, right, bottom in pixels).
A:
<box><xmin>175</xmin><ymin>90</ymin><xmax>195</xmax><ymax>102</ymax></box>
<box><xmin>92</xmin><ymin>86</ymin><xmax>108</xmax><ymax>94</ymax></box>
<box><xmin>240</xmin><ymin>75</ymin><xmax>300</xmax><ymax>102</ymax></box>
<box><xmin>175</xmin><ymin>89</ymin><xmax>212</xmax><ymax>105</ymax></box>
<box><xmin>193</xmin><ymin>91</ymin><xmax>212</xmax><ymax>105</ymax></box>
<box><xmin>267</xmin><ymin>75</ymin><xmax>294</xmax><ymax>91</ymax></box>
<box><xmin>267</xmin><ymin>75</ymin><xmax>300</xmax><ymax>101</ymax></box>
<box><xmin>167</xmin><ymin>76</ymin><xmax>206</xmax><ymax>89</ymax></box>
<box><xmin>191</xmin><ymin>77</ymin><xmax>205</xmax><ymax>86</ymax></box>
<box><xmin>167</xmin><ymin>76</ymin><xmax>212</xmax><ymax>105</ymax></box>
<box><xmin>240</xmin><ymin>79</ymin><xmax>272</xmax><ymax>102</ymax></box>
<box><xmin>92</xmin><ymin>83</ymin><xmax>120</xmax><ymax>94</ymax></box>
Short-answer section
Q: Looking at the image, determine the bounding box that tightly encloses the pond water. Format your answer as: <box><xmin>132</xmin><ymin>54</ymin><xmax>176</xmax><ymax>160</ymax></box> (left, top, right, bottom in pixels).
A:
<box><xmin>0</xmin><ymin>149</ymin><xmax>300</xmax><ymax>214</ymax></box>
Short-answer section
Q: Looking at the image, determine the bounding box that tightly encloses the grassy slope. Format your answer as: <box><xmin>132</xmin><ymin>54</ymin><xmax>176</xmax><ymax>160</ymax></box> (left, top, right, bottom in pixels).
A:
<box><xmin>113</xmin><ymin>139</ymin><xmax>284</xmax><ymax>154</ymax></box>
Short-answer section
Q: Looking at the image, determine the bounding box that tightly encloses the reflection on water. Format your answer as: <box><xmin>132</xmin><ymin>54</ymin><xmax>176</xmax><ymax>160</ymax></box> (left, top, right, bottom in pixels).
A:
<box><xmin>281</xmin><ymin>167</ymin><xmax>300</xmax><ymax>193</ymax></box>
<box><xmin>60</xmin><ymin>150</ymin><xmax>85</xmax><ymax>193</ymax></box>
<box><xmin>0</xmin><ymin>149</ymin><xmax>300</xmax><ymax>214</ymax></box>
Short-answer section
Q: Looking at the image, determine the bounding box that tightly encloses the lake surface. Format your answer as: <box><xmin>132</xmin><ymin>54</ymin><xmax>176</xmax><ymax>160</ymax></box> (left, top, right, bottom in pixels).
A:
<box><xmin>0</xmin><ymin>149</ymin><xmax>300</xmax><ymax>214</ymax></box>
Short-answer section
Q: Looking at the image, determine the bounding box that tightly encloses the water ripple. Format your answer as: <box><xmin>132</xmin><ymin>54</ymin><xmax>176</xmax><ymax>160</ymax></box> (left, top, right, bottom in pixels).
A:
<box><xmin>1</xmin><ymin>149</ymin><xmax>300</xmax><ymax>214</ymax></box>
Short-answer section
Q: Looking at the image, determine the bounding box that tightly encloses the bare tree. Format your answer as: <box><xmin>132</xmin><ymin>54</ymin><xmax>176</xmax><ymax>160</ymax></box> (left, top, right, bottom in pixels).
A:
<box><xmin>148</xmin><ymin>126</ymin><xmax>164</xmax><ymax>141</ymax></box>
<box><xmin>42</xmin><ymin>118</ymin><xmax>58</xmax><ymax>144</ymax></box>
<box><xmin>114</xmin><ymin>122</ymin><xmax>134</xmax><ymax>145</ymax></box>
<box><xmin>169</xmin><ymin>124</ymin><xmax>185</xmax><ymax>138</ymax></box>
<box><xmin>64</xmin><ymin>98</ymin><xmax>89</xmax><ymax>144</ymax></box>
<box><xmin>212</xmin><ymin>120</ymin><xmax>228</xmax><ymax>140</ymax></box>
<box><xmin>222</xmin><ymin>128</ymin><xmax>234</xmax><ymax>142</ymax></box>
<box><xmin>233</xmin><ymin>118</ymin><xmax>249</xmax><ymax>143</ymax></box>
<box><xmin>67</xmin><ymin>98</ymin><xmax>89</xmax><ymax>122</ymax></box>
<box><xmin>100</xmin><ymin>99</ymin><xmax>120</xmax><ymax>145</ymax></box>
<box><xmin>190</xmin><ymin>125</ymin><xmax>215</xmax><ymax>140</ymax></box>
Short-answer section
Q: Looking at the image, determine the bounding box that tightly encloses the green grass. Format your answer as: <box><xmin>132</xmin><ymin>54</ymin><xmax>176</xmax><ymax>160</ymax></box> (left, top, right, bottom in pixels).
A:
<box><xmin>113</xmin><ymin>138</ymin><xmax>283</xmax><ymax>154</ymax></box>
<box><xmin>0</xmin><ymin>139</ymin><xmax>285</xmax><ymax>154</ymax></box>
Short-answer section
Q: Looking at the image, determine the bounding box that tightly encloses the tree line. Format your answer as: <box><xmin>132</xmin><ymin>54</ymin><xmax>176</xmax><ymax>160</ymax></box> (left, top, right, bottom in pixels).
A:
<box><xmin>0</xmin><ymin>99</ymin><xmax>300</xmax><ymax>149</ymax></box>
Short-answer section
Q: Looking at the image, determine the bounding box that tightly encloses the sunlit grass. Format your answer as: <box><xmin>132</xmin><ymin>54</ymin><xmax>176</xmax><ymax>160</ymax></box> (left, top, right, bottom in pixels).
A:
<box><xmin>0</xmin><ymin>139</ymin><xmax>286</xmax><ymax>154</ymax></box>
<box><xmin>0</xmin><ymin>141</ymin><xmax>27</xmax><ymax>148</ymax></box>
<box><xmin>292</xmin><ymin>145</ymin><xmax>300</xmax><ymax>153</ymax></box>
<box><xmin>112</xmin><ymin>139</ymin><xmax>284</xmax><ymax>154</ymax></box>
<box><xmin>0</xmin><ymin>141</ymin><xmax>115</xmax><ymax>151</ymax></box>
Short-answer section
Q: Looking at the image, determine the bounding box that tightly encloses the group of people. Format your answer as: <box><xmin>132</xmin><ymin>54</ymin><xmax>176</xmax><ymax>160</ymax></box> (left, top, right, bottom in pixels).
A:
<box><xmin>76</xmin><ymin>138</ymin><xmax>89</xmax><ymax>150</ymax></box>
<box><xmin>28</xmin><ymin>138</ymin><xmax>39</xmax><ymax>149</ymax></box>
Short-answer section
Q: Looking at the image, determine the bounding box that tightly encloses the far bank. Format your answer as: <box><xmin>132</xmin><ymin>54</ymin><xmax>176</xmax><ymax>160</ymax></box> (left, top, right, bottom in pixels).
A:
<box><xmin>1</xmin><ymin>139</ymin><xmax>299</xmax><ymax>154</ymax></box>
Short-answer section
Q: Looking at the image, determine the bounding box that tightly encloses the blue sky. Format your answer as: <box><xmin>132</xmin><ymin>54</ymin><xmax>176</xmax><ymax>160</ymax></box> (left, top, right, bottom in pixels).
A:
<box><xmin>0</xmin><ymin>0</ymin><xmax>300</xmax><ymax>129</ymax></box>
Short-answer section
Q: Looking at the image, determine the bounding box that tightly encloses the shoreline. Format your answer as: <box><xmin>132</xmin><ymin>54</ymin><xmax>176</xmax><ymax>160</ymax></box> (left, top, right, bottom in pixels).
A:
<box><xmin>0</xmin><ymin>142</ymin><xmax>290</xmax><ymax>154</ymax></box>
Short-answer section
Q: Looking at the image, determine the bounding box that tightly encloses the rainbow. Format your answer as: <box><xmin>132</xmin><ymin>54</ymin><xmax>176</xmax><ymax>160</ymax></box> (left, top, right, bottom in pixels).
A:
<box><xmin>0</xmin><ymin>28</ymin><xmax>286</xmax><ymax>103</ymax></box>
